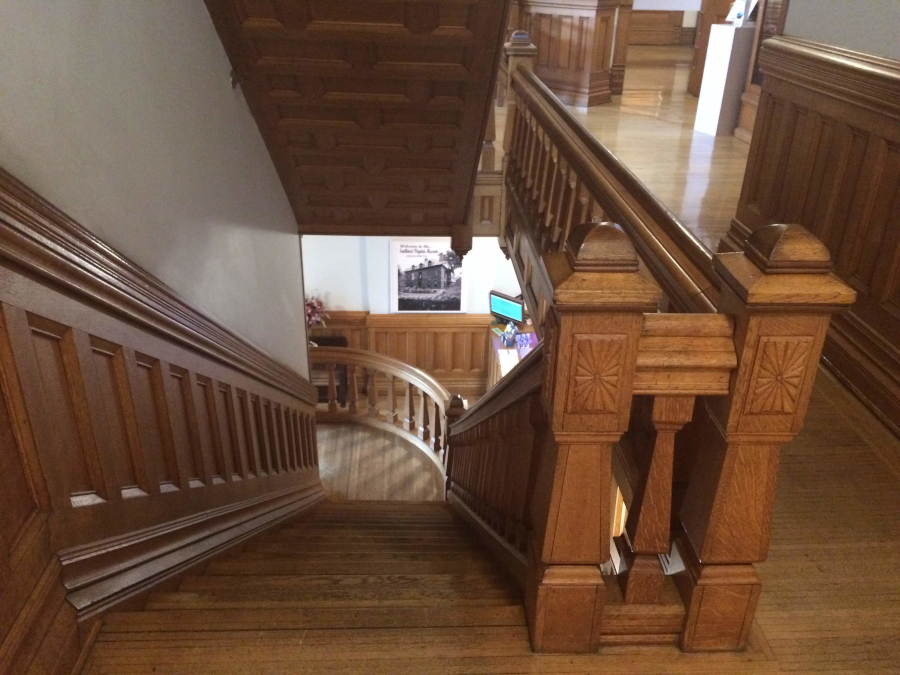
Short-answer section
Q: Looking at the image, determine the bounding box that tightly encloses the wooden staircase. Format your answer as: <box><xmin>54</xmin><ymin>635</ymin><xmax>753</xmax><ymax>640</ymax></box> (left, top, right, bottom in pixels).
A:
<box><xmin>82</xmin><ymin>501</ymin><xmax>529</xmax><ymax>674</ymax></box>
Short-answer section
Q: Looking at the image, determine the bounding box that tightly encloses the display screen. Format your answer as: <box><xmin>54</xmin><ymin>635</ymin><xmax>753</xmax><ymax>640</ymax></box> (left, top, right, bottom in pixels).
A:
<box><xmin>489</xmin><ymin>292</ymin><xmax>523</xmax><ymax>323</ymax></box>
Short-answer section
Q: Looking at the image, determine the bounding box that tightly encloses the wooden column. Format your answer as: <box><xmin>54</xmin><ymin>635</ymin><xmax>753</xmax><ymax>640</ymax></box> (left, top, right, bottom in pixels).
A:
<box><xmin>519</xmin><ymin>0</ymin><xmax>620</xmax><ymax>107</ymax></box>
<box><xmin>676</xmin><ymin>224</ymin><xmax>857</xmax><ymax>651</ymax></box>
<box><xmin>619</xmin><ymin>394</ymin><xmax>695</xmax><ymax>604</ymax></box>
<box><xmin>610</xmin><ymin>0</ymin><xmax>633</xmax><ymax>95</ymax></box>
<box><xmin>524</xmin><ymin>223</ymin><xmax>662</xmax><ymax>652</ymax></box>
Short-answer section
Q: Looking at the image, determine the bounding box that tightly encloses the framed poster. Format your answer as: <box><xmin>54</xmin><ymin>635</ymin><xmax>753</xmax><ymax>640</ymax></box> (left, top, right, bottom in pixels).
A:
<box><xmin>390</xmin><ymin>238</ymin><xmax>466</xmax><ymax>313</ymax></box>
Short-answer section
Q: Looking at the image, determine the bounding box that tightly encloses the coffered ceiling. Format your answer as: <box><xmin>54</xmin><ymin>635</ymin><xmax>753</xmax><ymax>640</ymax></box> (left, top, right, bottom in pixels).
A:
<box><xmin>205</xmin><ymin>0</ymin><xmax>510</xmax><ymax>249</ymax></box>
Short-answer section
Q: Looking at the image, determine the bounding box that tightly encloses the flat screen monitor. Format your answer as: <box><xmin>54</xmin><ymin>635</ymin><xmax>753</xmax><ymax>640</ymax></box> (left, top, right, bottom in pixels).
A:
<box><xmin>489</xmin><ymin>291</ymin><xmax>524</xmax><ymax>323</ymax></box>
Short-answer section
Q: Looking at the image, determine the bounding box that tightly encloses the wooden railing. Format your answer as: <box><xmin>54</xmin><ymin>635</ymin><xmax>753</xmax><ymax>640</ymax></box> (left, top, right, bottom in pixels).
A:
<box><xmin>445</xmin><ymin>33</ymin><xmax>857</xmax><ymax>655</ymax></box>
<box><xmin>310</xmin><ymin>347</ymin><xmax>458</xmax><ymax>474</ymax></box>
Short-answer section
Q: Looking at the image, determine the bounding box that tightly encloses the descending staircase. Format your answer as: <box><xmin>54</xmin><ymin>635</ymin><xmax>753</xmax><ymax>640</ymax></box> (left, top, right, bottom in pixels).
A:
<box><xmin>82</xmin><ymin>502</ymin><xmax>529</xmax><ymax>674</ymax></box>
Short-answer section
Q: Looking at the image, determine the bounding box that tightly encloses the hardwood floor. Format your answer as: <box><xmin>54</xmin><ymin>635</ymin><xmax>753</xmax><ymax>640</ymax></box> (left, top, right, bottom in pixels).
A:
<box><xmin>497</xmin><ymin>45</ymin><xmax>750</xmax><ymax>250</ymax></box>
<box><xmin>317</xmin><ymin>424</ymin><xmax>444</xmax><ymax>501</ymax></box>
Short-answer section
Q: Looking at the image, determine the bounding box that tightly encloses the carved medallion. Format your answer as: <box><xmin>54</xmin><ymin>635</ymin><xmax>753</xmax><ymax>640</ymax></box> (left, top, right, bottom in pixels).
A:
<box><xmin>746</xmin><ymin>337</ymin><xmax>813</xmax><ymax>415</ymax></box>
<box><xmin>567</xmin><ymin>335</ymin><xmax>626</xmax><ymax>413</ymax></box>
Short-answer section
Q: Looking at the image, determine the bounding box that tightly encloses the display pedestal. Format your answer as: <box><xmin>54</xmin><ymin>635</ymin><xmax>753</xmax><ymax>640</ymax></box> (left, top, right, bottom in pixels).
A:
<box><xmin>694</xmin><ymin>24</ymin><xmax>755</xmax><ymax>136</ymax></box>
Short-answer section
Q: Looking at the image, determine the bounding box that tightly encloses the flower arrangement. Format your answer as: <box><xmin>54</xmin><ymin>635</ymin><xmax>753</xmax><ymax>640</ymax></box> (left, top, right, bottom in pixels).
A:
<box><xmin>305</xmin><ymin>296</ymin><xmax>329</xmax><ymax>329</ymax></box>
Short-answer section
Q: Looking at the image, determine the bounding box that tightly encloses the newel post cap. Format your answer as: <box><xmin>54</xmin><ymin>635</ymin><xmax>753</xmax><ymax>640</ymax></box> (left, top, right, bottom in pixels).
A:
<box><xmin>744</xmin><ymin>223</ymin><xmax>832</xmax><ymax>274</ymax></box>
<box><xmin>505</xmin><ymin>30</ymin><xmax>538</xmax><ymax>57</ymax></box>
<box><xmin>713</xmin><ymin>224</ymin><xmax>856</xmax><ymax>308</ymax></box>
<box><xmin>564</xmin><ymin>222</ymin><xmax>639</xmax><ymax>273</ymax></box>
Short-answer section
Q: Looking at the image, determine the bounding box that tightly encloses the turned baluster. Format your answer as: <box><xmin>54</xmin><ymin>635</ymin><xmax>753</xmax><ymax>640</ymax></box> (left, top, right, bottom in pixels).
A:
<box><xmin>420</xmin><ymin>393</ymin><xmax>431</xmax><ymax>446</ymax></box>
<box><xmin>326</xmin><ymin>363</ymin><xmax>337</xmax><ymax>413</ymax></box>
<box><xmin>387</xmin><ymin>375</ymin><xmax>400</xmax><ymax>426</ymax></box>
<box><xmin>367</xmin><ymin>369</ymin><xmax>379</xmax><ymax>418</ymax></box>
<box><xmin>433</xmin><ymin>401</ymin><xmax>443</xmax><ymax>458</ymax></box>
<box><xmin>619</xmin><ymin>395</ymin><xmax>695</xmax><ymax>604</ymax></box>
<box><xmin>347</xmin><ymin>366</ymin><xmax>359</xmax><ymax>414</ymax></box>
<box><xmin>405</xmin><ymin>382</ymin><xmax>417</xmax><ymax>433</ymax></box>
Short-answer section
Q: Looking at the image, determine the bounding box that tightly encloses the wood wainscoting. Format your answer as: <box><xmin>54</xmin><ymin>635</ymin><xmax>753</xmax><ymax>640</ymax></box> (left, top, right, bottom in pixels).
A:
<box><xmin>0</xmin><ymin>169</ymin><xmax>324</xmax><ymax>674</ymax></box>
<box><xmin>628</xmin><ymin>11</ymin><xmax>690</xmax><ymax>46</ymax></box>
<box><xmin>311</xmin><ymin>312</ymin><xmax>494</xmax><ymax>397</ymax></box>
<box><xmin>723</xmin><ymin>36</ymin><xmax>900</xmax><ymax>439</ymax></box>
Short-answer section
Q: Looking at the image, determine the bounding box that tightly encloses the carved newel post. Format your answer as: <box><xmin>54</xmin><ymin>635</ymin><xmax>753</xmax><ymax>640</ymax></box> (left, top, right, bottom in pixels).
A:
<box><xmin>525</xmin><ymin>222</ymin><xmax>662</xmax><ymax>652</ymax></box>
<box><xmin>677</xmin><ymin>224</ymin><xmax>856</xmax><ymax>651</ymax></box>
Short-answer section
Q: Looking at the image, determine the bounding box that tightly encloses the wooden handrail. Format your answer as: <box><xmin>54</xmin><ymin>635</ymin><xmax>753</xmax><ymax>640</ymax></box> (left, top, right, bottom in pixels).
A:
<box><xmin>310</xmin><ymin>346</ymin><xmax>453</xmax><ymax>473</ymax></box>
<box><xmin>508</xmin><ymin>65</ymin><xmax>720</xmax><ymax>313</ymax></box>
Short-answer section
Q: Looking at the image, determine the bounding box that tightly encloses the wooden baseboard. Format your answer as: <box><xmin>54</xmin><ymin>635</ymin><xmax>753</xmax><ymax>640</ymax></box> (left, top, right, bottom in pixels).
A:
<box><xmin>60</xmin><ymin>482</ymin><xmax>324</xmax><ymax>620</ymax></box>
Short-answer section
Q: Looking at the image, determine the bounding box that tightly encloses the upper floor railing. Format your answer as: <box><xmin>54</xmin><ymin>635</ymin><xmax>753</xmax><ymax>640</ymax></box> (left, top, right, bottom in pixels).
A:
<box><xmin>446</xmin><ymin>32</ymin><xmax>857</xmax><ymax>655</ymax></box>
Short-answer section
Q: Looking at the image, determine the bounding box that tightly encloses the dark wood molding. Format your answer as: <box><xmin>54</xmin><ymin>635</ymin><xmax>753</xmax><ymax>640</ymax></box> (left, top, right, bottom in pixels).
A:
<box><xmin>0</xmin><ymin>168</ymin><xmax>315</xmax><ymax>404</ymax></box>
<box><xmin>60</xmin><ymin>482</ymin><xmax>323</xmax><ymax>619</ymax></box>
<box><xmin>757</xmin><ymin>36</ymin><xmax>900</xmax><ymax>117</ymax></box>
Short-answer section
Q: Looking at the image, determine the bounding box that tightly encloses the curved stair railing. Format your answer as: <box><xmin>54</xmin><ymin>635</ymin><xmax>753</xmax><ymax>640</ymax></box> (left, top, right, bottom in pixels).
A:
<box><xmin>309</xmin><ymin>347</ymin><xmax>461</xmax><ymax>476</ymax></box>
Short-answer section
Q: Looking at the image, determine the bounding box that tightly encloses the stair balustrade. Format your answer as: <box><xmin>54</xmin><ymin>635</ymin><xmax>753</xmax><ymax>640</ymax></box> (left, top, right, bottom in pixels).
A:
<box><xmin>444</xmin><ymin>32</ymin><xmax>857</xmax><ymax>655</ymax></box>
<box><xmin>310</xmin><ymin>347</ymin><xmax>456</xmax><ymax>475</ymax></box>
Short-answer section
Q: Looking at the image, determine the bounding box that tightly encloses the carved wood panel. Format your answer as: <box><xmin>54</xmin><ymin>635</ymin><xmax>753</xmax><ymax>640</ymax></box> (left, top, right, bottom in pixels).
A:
<box><xmin>205</xmin><ymin>0</ymin><xmax>510</xmax><ymax>241</ymax></box>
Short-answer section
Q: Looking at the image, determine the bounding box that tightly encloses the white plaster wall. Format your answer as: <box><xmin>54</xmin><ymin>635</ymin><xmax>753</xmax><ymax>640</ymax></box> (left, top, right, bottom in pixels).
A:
<box><xmin>302</xmin><ymin>236</ymin><xmax>521</xmax><ymax>315</ymax></box>
<box><xmin>783</xmin><ymin>0</ymin><xmax>900</xmax><ymax>60</ymax></box>
<box><xmin>633</xmin><ymin>0</ymin><xmax>702</xmax><ymax>11</ymax></box>
<box><xmin>0</xmin><ymin>1</ymin><xmax>309</xmax><ymax>375</ymax></box>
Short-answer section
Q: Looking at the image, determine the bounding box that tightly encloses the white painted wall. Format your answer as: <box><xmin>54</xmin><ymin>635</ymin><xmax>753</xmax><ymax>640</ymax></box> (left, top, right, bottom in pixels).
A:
<box><xmin>0</xmin><ymin>1</ymin><xmax>309</xmax><ymax>375</ymax></box>
<box><xmin>633</xmin><ymin>0</ymin><xmax>702</xmax><ymax>11</ymax></box>
<box><xmin>302</xmin><ymin>236</ymin><xmax>521</xmax><ymax>315</ymax></box>
<box><xmin>783</xmin><ymin>0</ymin><xmax>900</xmax><ymax>61</ymax></box>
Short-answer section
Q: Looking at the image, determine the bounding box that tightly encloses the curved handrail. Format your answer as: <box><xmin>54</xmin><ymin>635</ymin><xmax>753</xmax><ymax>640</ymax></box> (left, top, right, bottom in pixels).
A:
<box><xmin>510</xmin><ymin>65</ymin><xmax>721</xmax><ymax>313</ymax></box>
<box><xmin>309</xmin><ymin>346</ymin><xmax>453</xmax><ymax>474</ymax></box>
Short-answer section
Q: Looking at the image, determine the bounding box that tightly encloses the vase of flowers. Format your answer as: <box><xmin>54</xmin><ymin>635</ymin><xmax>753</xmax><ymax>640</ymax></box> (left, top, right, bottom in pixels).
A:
<box><xmin>305</xmin><ymin>296</ymin><xmax>329</xmax><ymax>330</ymax></box>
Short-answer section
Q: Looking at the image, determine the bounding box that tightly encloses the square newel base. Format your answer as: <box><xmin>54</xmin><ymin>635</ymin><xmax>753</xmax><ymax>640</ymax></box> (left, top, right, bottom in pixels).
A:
<box><xmin>525</xmin><ymin>560</ymin><xmax>605</xmax><ymax>652</ymax></box>
<box><xmin>673</xmin><ymin>535</ymin><xmax>761</xmax><ymax>651</ymax></box>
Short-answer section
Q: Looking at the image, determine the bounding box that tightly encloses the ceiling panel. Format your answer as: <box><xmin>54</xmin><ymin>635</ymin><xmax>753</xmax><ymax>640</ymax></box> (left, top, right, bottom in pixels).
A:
<box><xmin>206</xmin><ymin>0</ymin><xmax>510</xmax><ymax>249</ymax></box>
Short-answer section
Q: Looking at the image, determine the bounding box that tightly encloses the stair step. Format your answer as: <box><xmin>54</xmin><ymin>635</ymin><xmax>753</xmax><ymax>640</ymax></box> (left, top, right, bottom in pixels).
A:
<box><xmin>204</xmin><ymin>558</ymin><xmax>501</xmax><ymax>576</ymax></box>
<box><xmin>144</xmin><ymin>591</ymin><xmax>521</xmax><ymax>610</ymax></box>
<box><xmin>178</xmin><ymin>573</ymin><xmax>511</xmax><ymax>593</ymax></box>
<box><xmin>102</xmin><ymin>605</ymin><xmax>527</xmax><ymax>632</ymax></box>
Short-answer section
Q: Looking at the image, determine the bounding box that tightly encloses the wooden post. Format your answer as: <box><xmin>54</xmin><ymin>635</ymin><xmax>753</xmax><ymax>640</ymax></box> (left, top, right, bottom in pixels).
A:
<box><xmin>619</xmin><ymin>394</ymin><xmax>695</xmax><ymax>604</ymax></box>
<box><xmin>676</xmin><ymin>224</ymin><xmax>857</xmax><ymax>651</ymax></box>
<box><xmin>524</xmin><ymin>222</ymin><xmax>662</xmax><ymax>652</ymax></box>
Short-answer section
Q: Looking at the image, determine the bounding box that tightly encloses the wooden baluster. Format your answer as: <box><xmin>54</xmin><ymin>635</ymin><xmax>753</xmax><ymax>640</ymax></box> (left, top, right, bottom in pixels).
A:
<box><xmin>326</xmin><ymin>364</ymin><xmax>337</xmax><ymax>413</ymax></box>
<box><xmin>420</xmin><ymin>393</ymin><xmax>431</xmax><ymax>447</ymax></box>
<box><xmin>347</xmin><ymin>365</ymin><xmax>359</xmax><ymax>415</ymax></box>
<box><xmin>388</xmin><ymin>375</ymin><xmax>401</xmax><ymax>427</ymax></box>
<box><xmin>618</xmin><ymin>395</ymin><xmax>695</xmax><ymax>604</ymax></box>
<box><xmin>367</xmin><ymin>369</ymin><xmax>379</xmax><ymax>418</ymax></box>
<box><xmin>433</xmin><ymin>400</ymin><xmax>443</xmax><ymax>459</ymax></box>
<box><xmin>405</xmin><ymin>382</ymin><xmax>416</xmax><ymax>433</ymax></box>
